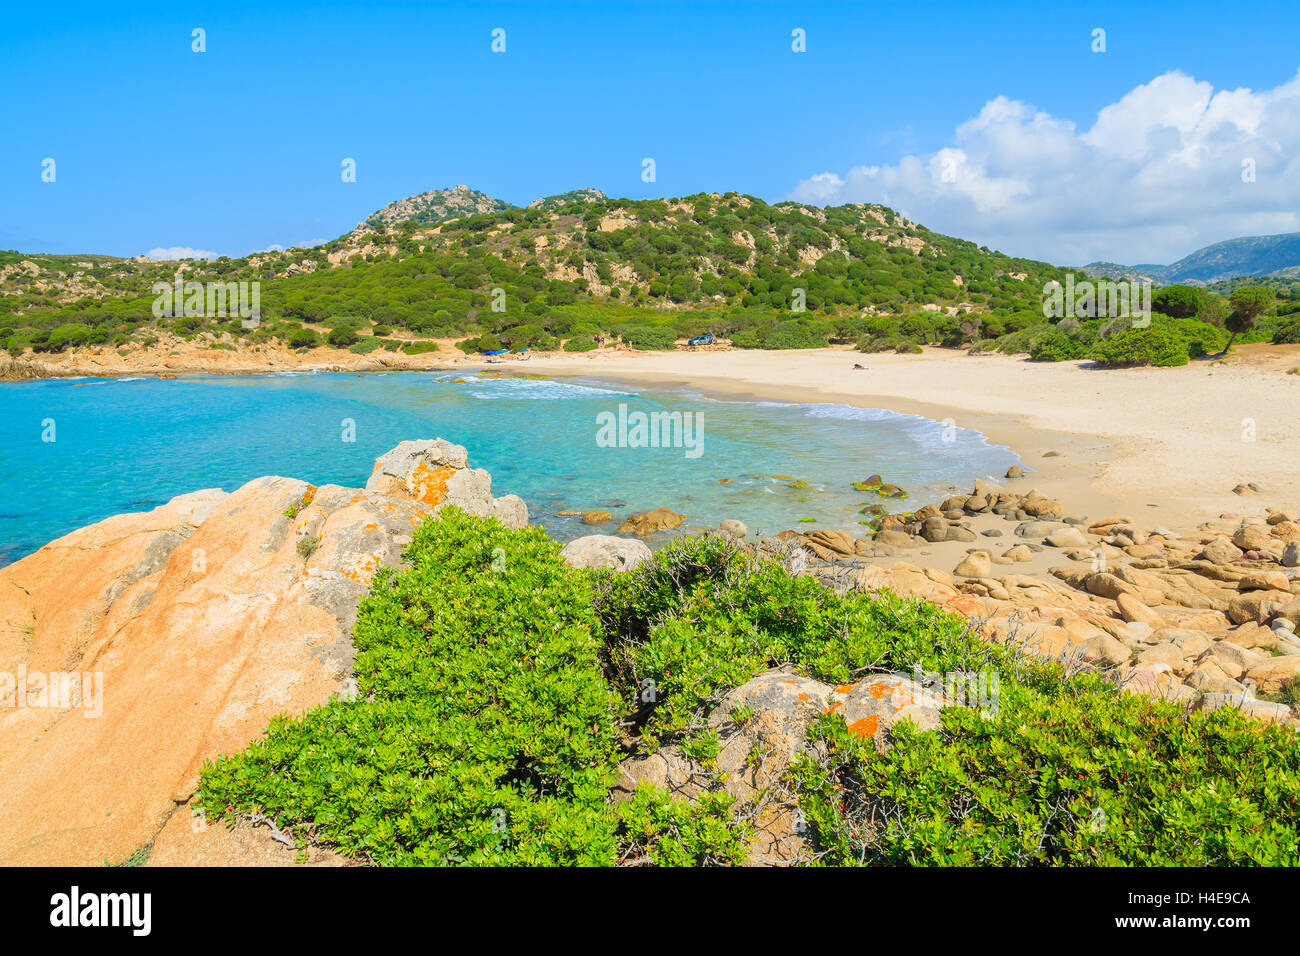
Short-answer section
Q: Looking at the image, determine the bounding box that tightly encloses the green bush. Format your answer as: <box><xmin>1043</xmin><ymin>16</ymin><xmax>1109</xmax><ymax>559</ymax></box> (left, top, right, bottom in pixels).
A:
<box><xmin>1090</xmin><ymin>325</ymin><xmax>1188</xmax><ymax>367</ymax></box>
<box><xmin>790</xmin><ymin>676</ymin><xmax>1300</xmax><ymax>865</ymax></box>
<box><xmin>563</xmin><ymin>336</ymin><xmax>598</xmax><ymax>352</ymax></box>
<box><xmin>763</xmin><ymin>320</ymin><xmax>830</xmax><ymax>350</ymax></box>
<box><xmin>401</xmin><ymin>341</ymin><xmax>441</xmax><ymax>355</ymax></box>
<box><xmin>287</xmin><ymin>328</ymin><xmax>320</xmax><ymax>349</ymax></box>
<box><xmin>1273</xmin><ymin>321</ymin><xmax>1300</xmax><ymax>345</ymax></box>
<box><xmin>327</xmin><ymin>326</ymin><xmax>359</xmax><ymax>347</ymax></box>
<box><xmin>200</xmin><ymin>510</ymin><xmax>624</xmax><ymax>865</ymax></box>
<box><xmin>1028</xmin><ymin>327</ymin><xmax>1088</xmax><ymax>362</ymax></box>
<box><xmin>621</xmin><ymin>324</ymin><xmax>678</xmax><ymax>350</ymax></box>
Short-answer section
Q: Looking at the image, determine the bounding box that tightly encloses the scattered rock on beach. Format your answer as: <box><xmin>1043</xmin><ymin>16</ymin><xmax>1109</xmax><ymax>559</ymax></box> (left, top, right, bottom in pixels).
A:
<box><xmin>953</xmin><ymin>551</ymin><xmax>992</xmax><ymax>578</ymax></box>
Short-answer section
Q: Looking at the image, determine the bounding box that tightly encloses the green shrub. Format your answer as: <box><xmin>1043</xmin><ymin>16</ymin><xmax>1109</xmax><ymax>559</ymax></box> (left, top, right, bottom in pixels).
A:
<box><xmin>790</xmin><ymin>677</ymin><xmax>1300</xmax><ymax>865</ymax></box>
<box><xmin>1028</xmin><ymin>327</ymin><xmax>1088</xmax><ymax>362</ymax></box>
<box><xmin>763</xmin><ymin>320</ymin><xmax>829</xmax><ymax>350</ymax></box>
<box><xmin>621</xmin><ymin>325</ymin><xmax>678</xmax><ymax>350</ymax></box>
<box><xmin>1090</xmin><ymin>325</ymin><xmax>1188</xmax><ymax>367</ymax></box>
<box><xmin>1273</xmin><ymin>321</ymin><xmax>1300</xmax><ymax>345</ymax></box>
<box><xmin>327</xmin><ymin>326</ymin><xmax>359</xmax><ymax>347</ymax></box>
<box><xmin>199</xmin><ymin>510</ymin><xmax>624</xmax><ymax>866</ymax></box>
<box><xmin>199</xmin><ymin>522</ymin><xmax>1300</xmax><ymax>867</ymax></box>
<box><xmin>287</xmin><ymin>328</ymin><xmax>320</xmax><ymax>349</ymax></box>
<box><xmin>563</xmin><ymin>336</ymin><xmax>598</xmax><ymax>352</ymax></box>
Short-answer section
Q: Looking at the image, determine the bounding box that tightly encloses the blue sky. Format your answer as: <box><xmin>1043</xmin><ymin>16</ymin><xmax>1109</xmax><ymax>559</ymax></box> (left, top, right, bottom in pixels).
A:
<box><xmin>3</xmin><ymin>0</ymin><xmax>1299</xmax><ymax>264</ymax></box>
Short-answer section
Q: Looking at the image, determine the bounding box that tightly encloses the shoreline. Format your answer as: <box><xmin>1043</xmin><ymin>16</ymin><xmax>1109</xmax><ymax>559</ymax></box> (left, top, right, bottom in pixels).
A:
<box><xmin>522</xmin><ymin>345</ymin><xmax>1300</xmax><ymax>530</ymax></box>
<box><xmin>7</xmin><ymin>340</ymin><xmax>1299</xmax><ymax>531</ymax></box>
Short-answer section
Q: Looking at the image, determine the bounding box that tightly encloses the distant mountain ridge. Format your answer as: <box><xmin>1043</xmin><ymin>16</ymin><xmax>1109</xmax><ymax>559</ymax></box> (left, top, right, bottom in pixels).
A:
<box><xmin>1081</xmin><ymin>232</ymin><xmax>1300</xmax><ymax>285</ymax></box>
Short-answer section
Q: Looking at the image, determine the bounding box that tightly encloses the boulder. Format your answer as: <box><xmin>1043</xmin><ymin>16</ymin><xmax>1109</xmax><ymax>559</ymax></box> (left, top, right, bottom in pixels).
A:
<box><xmin>1282</xmin><ymin>542</ymin><xmax>1300</xmax><ymax>568</ymax></box>
<box><xmin>953</xmin><ymin>551</ymin><xmax>992</xmax><ymax>578</ymax></box>
<box><xmin>1199</xmin><ymin>537</ymin><xmax>1241</xmax><ymax>565</ymax></box>
<box><xmin>0</xmin><ymin>472</ymin><xmax>445</xmax><ymax>866</ymax></box>
<box><xmin>1227</xmin><ymin>592</ymin><xmax>1278</xmax><ymax>626</ymax></box>
<box><xmin>1116</xmin><ymin>593</ymin><xmax>1164</xmax><ymax>629</ymax></box>
<box><xmin>718</xmin><ymin>519</ymin><xmax>748</xmax><ymax>540</ymax></box>
<box><xmin>610</xmin><ymin>668</ymin><xmax>954</xmax><ymax>865</ymax></box>
<box><xmin>365</xmin><ymin>438</ymin><xmax>528</xmax><ymax>528</ymax></box>
<box><xmin>1244</xmin><ymin>655</ymin><xmax>1300</xmax><ymax>695</ymax></box>
<box><xmin>1193</xmin><ymin>693</ymin><xmax>1291</xmax><ymax>722</ymax></box>
<box><xmin>1045</xmin><ymin>526</ymin><xmax>1089</xmax><ymax>548</ymax></box>
<box><xmin>804</xmin><ymin>529</ymin><xmax>856</xmax><ymax>557</ymax></box>
<box><xmin>559</xmin><ymin>535</ymin><xmax>652</xmax><ymax>571</ymax></box>
<box><xmin>617</xmin><ymin>507</ymin><xmax>685</xmax><ymax>537</ymax></box>
<box><xmin>1231</xmin><ymin>526</ymin><xmax>1268</xmax><ymax>552</ymax></box>
<box><xmin>580</xmin><ymin>509</ymin><xmax>613</xmax><ymax>525</ymax></box>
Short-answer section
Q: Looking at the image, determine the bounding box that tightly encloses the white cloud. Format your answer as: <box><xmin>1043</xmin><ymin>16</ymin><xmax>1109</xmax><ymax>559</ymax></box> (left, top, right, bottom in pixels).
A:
<box><xmin>145</xmin><ymin>246</ymin><xmax>217</xmax><ymax>261</ymax></box>
<box><xmin>791</xmin><ymin>70</ymin><xmax>1300</xmax><ymax>265</ymax></box>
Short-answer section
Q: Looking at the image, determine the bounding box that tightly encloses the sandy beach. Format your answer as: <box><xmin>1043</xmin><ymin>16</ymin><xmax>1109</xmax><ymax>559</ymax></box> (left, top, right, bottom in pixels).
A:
<box><xmin>522</xmin><ymin>344</ymin><xmax>1300</xmax><ymax>529</ymax></box>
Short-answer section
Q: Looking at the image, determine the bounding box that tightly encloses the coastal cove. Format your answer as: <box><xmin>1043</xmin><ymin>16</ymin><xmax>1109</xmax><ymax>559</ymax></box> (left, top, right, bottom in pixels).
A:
<box><xmin>0</xmin><ymin>368</ymin><xmax>1020</xmax><ymax>566</ymax></box>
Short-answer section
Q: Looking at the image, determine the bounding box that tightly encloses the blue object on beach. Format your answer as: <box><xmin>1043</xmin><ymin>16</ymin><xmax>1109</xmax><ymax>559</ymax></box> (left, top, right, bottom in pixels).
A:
<box><xmin>484</xmin><ymin>349</ymin><xmax>507</xmax><ymax>355</ymax></box>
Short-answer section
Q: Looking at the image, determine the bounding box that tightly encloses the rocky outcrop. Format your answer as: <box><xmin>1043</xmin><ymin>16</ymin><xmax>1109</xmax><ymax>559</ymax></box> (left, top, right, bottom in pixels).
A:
<box><xmin>0</xmin><ymin>439</ymin><xmax>524</xmax><ymax>866</ymax></box>
<box><xmin>363</xmin><ymin>438</ymin><xmax>528</xmax><ymax>528</ymax></box>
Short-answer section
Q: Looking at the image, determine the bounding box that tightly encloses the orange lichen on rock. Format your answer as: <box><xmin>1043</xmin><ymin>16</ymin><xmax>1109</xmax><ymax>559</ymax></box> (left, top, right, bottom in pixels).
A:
<box><xmin>846</xmin><ymin>714</ymin><xmax>880</xmax><ymax>738</ymax></box>
<box><xmin>405</xmin><ymin>462</ymin><xmax>457</xmax><ymax>506</ymax></box>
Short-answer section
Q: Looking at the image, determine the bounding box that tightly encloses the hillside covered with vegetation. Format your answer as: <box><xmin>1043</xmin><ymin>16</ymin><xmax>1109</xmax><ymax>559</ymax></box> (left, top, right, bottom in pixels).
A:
<box><xmin>3</xmin><ymin>187</ymin><xmax>1298</xmax><ymax>367</ymax></box>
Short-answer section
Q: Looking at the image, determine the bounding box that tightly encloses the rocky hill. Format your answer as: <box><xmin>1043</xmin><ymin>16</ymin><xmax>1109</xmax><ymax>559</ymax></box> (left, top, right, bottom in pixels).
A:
<box><xmin>362</xmin><ymin>184</ymin><xmax>513</xmax><ymax>230</ymax></box>
<box><xmin>1</xmin><ymin>185</ymin><xmax>1067</xmax><ymax>360</ymax></box>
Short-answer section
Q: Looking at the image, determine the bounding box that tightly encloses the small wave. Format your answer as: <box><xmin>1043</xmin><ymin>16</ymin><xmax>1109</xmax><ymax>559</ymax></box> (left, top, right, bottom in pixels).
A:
<box><xmin>466</xmin><ymin>377</ymin><xmax>635</xmax><ymax>401</ymax></box>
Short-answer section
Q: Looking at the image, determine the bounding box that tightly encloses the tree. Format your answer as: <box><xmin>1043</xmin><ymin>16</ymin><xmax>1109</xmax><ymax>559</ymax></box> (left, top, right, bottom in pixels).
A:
<box><xmin>327</xmin><ymin>326</ymin><xmax>359</xmax><ymax>347</ymax></box>
<box><xmin>1153</xmin><ymin>284</ymin><xmax>1202</xmax><ymax>318</ymax></box>
<box><xmin>1223</xmin><ymin>285</ymin><xmax>1274</xmax><ymax>352</ymax></box>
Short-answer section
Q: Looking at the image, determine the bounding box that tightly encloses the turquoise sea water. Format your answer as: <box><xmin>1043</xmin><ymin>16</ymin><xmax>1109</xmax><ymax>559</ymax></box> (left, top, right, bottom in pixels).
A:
<box><xmin>0</xmin><ymin>370</ymin><xmax>1019</xmax><ymax>567</ymax></box>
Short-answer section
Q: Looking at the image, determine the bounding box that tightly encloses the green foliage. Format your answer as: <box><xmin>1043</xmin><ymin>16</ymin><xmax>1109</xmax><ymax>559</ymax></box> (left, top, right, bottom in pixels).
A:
<box><xmin>1090</xmin><ymin>325</ymin><xmax>1190</xmax><ymax>367</ymax></box>
<box><xmin>401</xmin><ymin>340</ymin><xmax>441</xmax><ymax>355</ymax></box>
<box><xmin>616</xmin><ymin>786</ymin><xmax>750</xmax><ymax>866</ymax></box>
<box><xmin>620</xmin><ymin>324</ymin><xmax>678</xmax><ymax>350</ymax></box>
<box><xmin>1273</xmin><ymin>321</ymin><xmax>1300</xmax><ymax>345</ymax></box>
<box><xmin>1028</xmin><ymin>327</ymin><xmax>1088</xmax><ymax>362</ymax></box>
<box><xmin>327</xmin><ymin>326</ymin><xmax>359</xmax><ymax>347</ymax></box>
<box><xmin>1228</xmin><ymin>285</ymin><xmax>1275</xmax><ymax>327</ymax></box>
<box><xmin>1152</xmin><ymin>284</ymin><xmax>1203</xmax><ymax>318</ymax></box>
<box><xmin>790</xmin><ymin>678</ymin><xmax>1300</xmax><ymax>865</ymax></box>
<box><xmin>287</xmin><ymin>328</ymin><xmax>320</xmax><ymax>349</ymax></box>
<box><xmin>199</xmin><ymin>509</ymin><xmax>624</xmax><ymax>865</ymax></box>
<box><xmin>592</xmin><ymin>535</ymin><xmax>1012</xmax><ymax>748</ymax></box>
